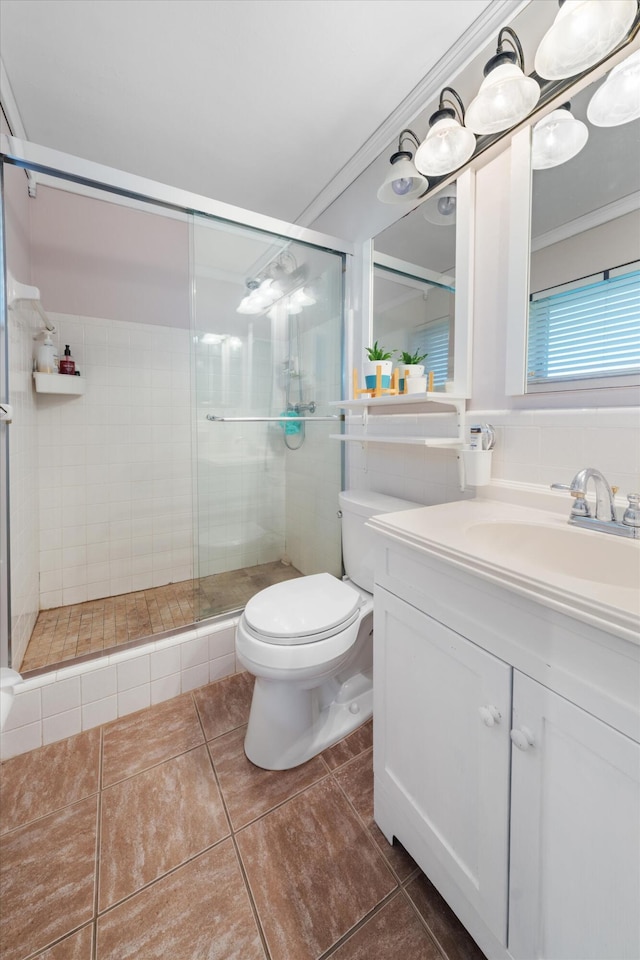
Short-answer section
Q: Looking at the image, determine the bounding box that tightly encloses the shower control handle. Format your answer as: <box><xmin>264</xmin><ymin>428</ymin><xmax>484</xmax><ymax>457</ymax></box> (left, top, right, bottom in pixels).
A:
<box><xmin>0</xmin><ymin>404</ymin><xmax>13</xmax><ymax>423</ymax></box>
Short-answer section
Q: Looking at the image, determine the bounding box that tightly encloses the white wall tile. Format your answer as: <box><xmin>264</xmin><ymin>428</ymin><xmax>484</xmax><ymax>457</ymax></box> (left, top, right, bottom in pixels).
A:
<box><xmin>43</xmin><ymin>707</ymin><xmax>82</xmax><ymax>745</ymax></box>
<box><xmin>150</xmin><ymin>646</ymin><xmax>181</xmax><ymax>680</ymax></box>
<box><xmin>1</xmin><ymin>721</ymin><xmax>42</xmax><ymax>760</ymax></box>
<box><xmin>206</xmin><ymin>627</ymin><xmax>236</xmax><ymax>660</ymax></box>
<box><xmin>181</xmin><ymin>662</ymin><xmax>209</xmax><ymax>693</ymax></box>
<box><xmin>117</xmin><ymin>684</ymin><xmax>151</xmax><ymax>717</ymax></box>
<box><xmin>81</xmin><ymin>666</ymin><xmax>117</xmax><ymax>704</ymax></box>
<box><xmin>3</xmin><ymin>689</ymin><xmax>41</xmax><ymax>731</ymax></box>
<box><xmin>180</xmin><ymin>636</ymin><xmax>208</xmax><ymax>670</ymax></box>
<box><xmin>116</xmin><ymin>655</ymin><xmax>150</xmax><ymax>692</ymax></box>
<box><xmin>209</xmin><ymin>654</ymin><xmax>235</xmax><ymax>683</ymax></box>
<box><xmin>82</xmin><ymin>696</ymin><xmax>118</xmax><ymax>729</ymax></box>
<box><xmin>151</xmin><ymin>674</ymin><xmax>181</xmax><ymax>704</ymax></box>
<box><xmin>42</xmin><ymin>676</ymin><xmax>81</xmax><ymax>718</ymax></box>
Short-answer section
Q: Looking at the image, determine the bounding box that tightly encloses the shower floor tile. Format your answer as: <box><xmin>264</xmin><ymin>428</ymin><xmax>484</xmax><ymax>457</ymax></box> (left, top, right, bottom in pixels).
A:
<box><xmin>0</xmin><ymin>672</ymin><xmax>487</xmax><ymax>960</ymax></box>
<box><xmin>20</xmin><ymin>561</ymin><xmax>302</xmax><ymax>673</ymax></box>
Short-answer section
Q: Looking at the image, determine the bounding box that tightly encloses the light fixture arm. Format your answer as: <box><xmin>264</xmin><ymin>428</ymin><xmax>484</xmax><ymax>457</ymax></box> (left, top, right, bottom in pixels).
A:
<box><xmin>397</xmin><ymin>128</ymin><xmax>421</xmax><ymax>153</ymax></box>
<box><xmin>496</xmin><ymin>26</ymin><xmax>526</xmax><ymax>72</ymax></box>
<box><xmin>439</xmin><ymin>86</ymin><xmax>466</xmax><ymax>124</ymax></box>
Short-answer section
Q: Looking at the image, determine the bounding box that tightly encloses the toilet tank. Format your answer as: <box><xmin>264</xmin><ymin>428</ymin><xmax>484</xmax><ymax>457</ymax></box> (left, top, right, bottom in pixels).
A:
<box><xmin>339</xmin><ymin>490</ymin><xmax>423</xmax><ymax>593</ymax></box>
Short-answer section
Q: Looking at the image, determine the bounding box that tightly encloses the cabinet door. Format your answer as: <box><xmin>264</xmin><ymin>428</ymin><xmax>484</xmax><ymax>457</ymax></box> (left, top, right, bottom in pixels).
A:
<box><xmin>509</xmin><ymin>671</ymin><xmax>640</xmax><ymax>960</ymax></box>
<box><xmin>373</xmin><ymin>588</ymin><xmax>511</xmax><ymax>942</ymax></box>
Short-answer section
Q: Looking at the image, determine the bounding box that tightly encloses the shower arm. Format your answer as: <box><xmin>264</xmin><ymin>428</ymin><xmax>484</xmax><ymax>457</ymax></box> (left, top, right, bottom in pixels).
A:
<box><xmin>206</xmin><ymin>415</ymin><xmax>344</xmax><ymax>422</ymax></box>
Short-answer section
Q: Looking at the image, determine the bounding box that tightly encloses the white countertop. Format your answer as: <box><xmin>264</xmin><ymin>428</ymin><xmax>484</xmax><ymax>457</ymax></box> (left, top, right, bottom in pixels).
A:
<box><xmin>367</xmin><ymin>498</ymin><xmax>640</xmax><ymax>644</ymax></box>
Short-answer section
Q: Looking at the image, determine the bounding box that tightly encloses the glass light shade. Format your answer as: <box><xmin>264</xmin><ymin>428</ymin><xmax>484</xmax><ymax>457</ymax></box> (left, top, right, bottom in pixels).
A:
<box><xmin>423</xmin><ymin>184</ymin><xmax>457</xmax><ymax>225</ymax></box>
<box><xmin>236</xmin><ymin>295</ymin><xmax>263</xmax><ymax>315</ymax></box>
<box><xmin>414</xmin><ymin>115</ymin><xmax>476</xmax><ymax>176</ymax></box>
<box><xmin>286</xmin><ymin>298</ymin><xmax>303</xmax><ymax>315</ymax></box>
<box><xmin>465</xmin><ymin>62</ymin><xmax>541</xmax><ymax>134</ymax></box>
<box><xmin>291</xmin><ymin>287</ymin><xmax>316</xmax><ymax>306</ymax></box>
<box><xmin>377</xmin><ymin>154</ymin><xmax>428</xmax><ymax>203</ymax></box>
<box><xmin>531</xmin><ymin>108</ymin><xmax>589</xmax><ymax>169</ymax></box>
<box><xmin>587</xmin><ymin>49</ymin><xmax>640</xmax><ymax>126</ymax></box>
<box><xmin>535</xmin><ymin>0</ymin><xmax>637</xmax><ymax>81</ymax></box>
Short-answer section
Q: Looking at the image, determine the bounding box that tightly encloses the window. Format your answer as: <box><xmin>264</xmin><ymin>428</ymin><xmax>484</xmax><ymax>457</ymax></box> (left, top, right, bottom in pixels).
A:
<box><xmin>410</xmin><ymin>317</ymin><xmax>450</xmax><ymax>387</ymax></box>
<box><xmin>527</xmin><ymin>262</ymin><xmax>640</xmax><ymax>387</ymax></box>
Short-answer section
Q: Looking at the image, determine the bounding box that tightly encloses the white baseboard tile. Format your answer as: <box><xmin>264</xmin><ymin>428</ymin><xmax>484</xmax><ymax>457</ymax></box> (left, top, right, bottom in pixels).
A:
<box><xmin>1</xmin><ymin>614</ymin><xmax>244</xmax><ymax>760</ymax></box>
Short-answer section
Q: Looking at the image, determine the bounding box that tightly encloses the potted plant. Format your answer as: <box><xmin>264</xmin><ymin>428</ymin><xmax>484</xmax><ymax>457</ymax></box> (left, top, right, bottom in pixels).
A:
<box><xmin>397</xmin><ymin>349</ymin><xmax>428</xmax><ymax>389</ymax></box>
<box><xmin>363</xmin><ymin>341</ymin><xmax>395</xmax><ymax>389</ymax></box>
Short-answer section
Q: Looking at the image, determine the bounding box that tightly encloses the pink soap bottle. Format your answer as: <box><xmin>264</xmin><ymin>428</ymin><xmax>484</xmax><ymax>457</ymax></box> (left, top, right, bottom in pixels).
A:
<box><xmin>59</xmin><ymin>344</ymin><xmax>76</xmax><ymax>375</ymax></box>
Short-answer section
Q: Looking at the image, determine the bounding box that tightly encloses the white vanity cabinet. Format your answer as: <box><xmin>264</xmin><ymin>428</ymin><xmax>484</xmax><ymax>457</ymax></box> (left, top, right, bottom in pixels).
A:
<box><xmin>372</xmin><ymin>531</ymin><xmax>640</xmax><ymax>960</ymax></box>
<box><xmin>508</xmin><ymin>671</ymin><xmax>640</xmax><ymax>960</ymax></box>
<box><xmin>374</xmin><ymin>587</ymin><xmax>512</xmax><ymax>941</ymax></box>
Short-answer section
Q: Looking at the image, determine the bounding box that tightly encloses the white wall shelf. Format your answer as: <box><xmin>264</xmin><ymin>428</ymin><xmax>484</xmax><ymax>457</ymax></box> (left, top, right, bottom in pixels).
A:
<box><xmin>330</xmin><ymin>392</ymin><xmax>470</xmax><ymax>487</ymax></box>
<box><xmin>33</xmin><ymin>373</ymin><xmax>85</xmax><ymax>395</ymax></box>
<box><xmin>330</xmin><ymin>435</ymin><xmax>463</xmax><ymax>447</ymax></box>
<box><xmin>329</xmin><ymin>392</ymin><xmax>466</xmax><ymax>414</ymax></box>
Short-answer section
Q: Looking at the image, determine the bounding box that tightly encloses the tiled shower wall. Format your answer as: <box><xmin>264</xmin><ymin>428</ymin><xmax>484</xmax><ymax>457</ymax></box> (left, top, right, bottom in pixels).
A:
<box><xmin>345</xmin><ymin>407</ymin><xmax>639</xmax><ymax>504</ymax></box>
<box><xmin>194</xmin><ymin>335</ymin><xmax>286</xmax><ymax>579</ymax></box>
<box><xmin>37</xmin><ymin>313</ymin><xmax>193</xmax><ymax>609</ymax></box>
<box><xmin>7</xmin><ymin>305</ymin><xmax>41</xmax><ymax>667</ymax></box>
<box><xmin>285</xmin><ymin>304</ymin><xmax>344</xmax><ymax>578</ymax></box>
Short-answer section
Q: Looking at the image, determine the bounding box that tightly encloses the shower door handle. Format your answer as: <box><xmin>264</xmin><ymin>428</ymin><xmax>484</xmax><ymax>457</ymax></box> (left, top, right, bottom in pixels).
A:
<box><xmin>0</xmin><ymin>404</ymin><xmax>13</xmax><ymax>423</ymax></box>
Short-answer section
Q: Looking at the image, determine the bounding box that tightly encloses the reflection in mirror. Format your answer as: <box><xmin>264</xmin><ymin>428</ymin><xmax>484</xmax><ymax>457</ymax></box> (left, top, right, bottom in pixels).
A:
<box><xmin>526</xmin><ymin>53</ymin><xmax>640</xmax><ymax>393</ymax></box>
<box><xmin>373</xmin><ymin>182</ymin><xmax>456</xmax><ymax>390</ymax></box>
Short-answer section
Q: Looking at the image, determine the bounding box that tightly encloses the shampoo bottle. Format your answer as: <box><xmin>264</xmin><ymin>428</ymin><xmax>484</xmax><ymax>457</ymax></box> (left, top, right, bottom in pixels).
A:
<box><xmin>37</xmin><ymin>332</ymin><xmax>57</xmax><ymax>374</ymax></box>
<box><xmin>59</xmin><ymin>344</ymin><xmax>76</xmax><ymax>375</ymax></box>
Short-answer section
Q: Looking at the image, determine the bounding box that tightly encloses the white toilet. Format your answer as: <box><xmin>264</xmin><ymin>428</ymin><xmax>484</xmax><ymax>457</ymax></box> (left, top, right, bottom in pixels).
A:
<box><xmin>236</xmin><ymin>489</ymin><xmax>420</xmax><ymax>769</ymax></box>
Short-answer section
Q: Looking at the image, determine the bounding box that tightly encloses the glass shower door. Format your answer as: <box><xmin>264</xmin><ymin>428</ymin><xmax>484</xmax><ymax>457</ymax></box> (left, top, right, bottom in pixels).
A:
<box><xmin>191</xmin><ymin>214</ymin><xmax>344</xmax><ymax>621</ymax></box>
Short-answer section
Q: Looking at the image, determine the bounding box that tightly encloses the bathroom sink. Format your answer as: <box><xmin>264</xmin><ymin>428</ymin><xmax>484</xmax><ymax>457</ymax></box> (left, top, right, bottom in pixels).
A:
<box><xmin>463</xmin><ymin>521</ymin><xmax>640</xmax><ymax>590</ymax></box>
<box><xmin>366</xmin><ymin>497</ymin><xmax>640</xmax><ymax>639</ymax></box>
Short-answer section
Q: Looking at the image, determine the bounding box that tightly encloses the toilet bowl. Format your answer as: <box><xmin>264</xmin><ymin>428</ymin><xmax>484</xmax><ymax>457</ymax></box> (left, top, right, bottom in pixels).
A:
<box><xmin>236</xmin><ymin>489</ymin><xmax>421</xmax><ymax>770</ymax></box>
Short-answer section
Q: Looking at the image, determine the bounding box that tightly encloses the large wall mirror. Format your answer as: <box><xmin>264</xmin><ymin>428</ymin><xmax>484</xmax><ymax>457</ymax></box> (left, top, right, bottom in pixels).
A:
<box><xmin>372</xmin><ymin>170</ymin><xmax>474</xmax><ymax>396</ymax></box>
<box><xmin>507</xmin><ymin>44</ymin><xmax>640</xmax><ymax>396</ymax></box>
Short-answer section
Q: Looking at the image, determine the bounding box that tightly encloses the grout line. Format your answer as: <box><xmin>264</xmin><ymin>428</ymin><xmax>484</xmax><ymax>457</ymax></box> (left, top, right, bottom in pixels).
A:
<box><xmin>93</xmin><ymin>725</ymin><xmax>105</xmax><ymax>955</ymax></box>
<box><xmin>20</xmin><ymin>922</ymin><xmax>95</xmax><ymax>960</ymax></box>
<box><xmin>399</xmin><ymin>883</ymin><xmax>452</xmax><ymax>960</ymax></box>
<box><xmin>200</xmin><ymin>724</ymin><xmax>273</xmax><ymax>960</ymax></box>
<box><xmin>316</xmin><ymin>889</ymin><xmax>404</xmax><ymax>960</ymax></box>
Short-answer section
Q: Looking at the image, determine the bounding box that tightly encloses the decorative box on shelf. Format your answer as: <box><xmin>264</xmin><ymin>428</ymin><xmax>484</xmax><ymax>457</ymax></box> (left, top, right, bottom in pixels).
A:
<box><xmin>33</xmin><ymin>372</ymin><xmax>85</xmax><ymax>396</ymax></box>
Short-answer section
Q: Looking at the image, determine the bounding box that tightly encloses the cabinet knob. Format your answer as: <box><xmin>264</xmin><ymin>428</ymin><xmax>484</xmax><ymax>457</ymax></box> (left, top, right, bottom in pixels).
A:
<box><xmin>510</xmin><ymin>727</ymin><xmax>535</xmax><ymax>751</ymax></box>
<box><xmin>479</xmin><ymin>705</ymin><xmax>502</xmax><ymax>727</ymax></box>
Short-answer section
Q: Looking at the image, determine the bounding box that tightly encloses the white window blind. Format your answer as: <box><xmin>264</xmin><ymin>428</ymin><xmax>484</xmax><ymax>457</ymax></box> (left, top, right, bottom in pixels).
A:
<box><xmin>527</xmin><ymin>265</ymin><xmax>640</xmax><ymax>385</ymax></box>
<box><xmin>410</xmin><ymin>317</ymin><xmax>450</xmax><ymax>386</ymax></box>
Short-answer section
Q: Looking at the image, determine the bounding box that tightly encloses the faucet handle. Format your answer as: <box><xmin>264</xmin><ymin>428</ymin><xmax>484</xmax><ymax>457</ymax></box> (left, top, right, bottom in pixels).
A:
<box><xmin>550</xmin><ymin>483</ymin><xmax>571</xmax><ymax>491</ymax></box>
<box><xmin>623</xmin><ymin>494</ymin><xmax>640</xmax><ymax>528</ymax></box>
<box><xmin>569</xmin><ymin>491</ymin><xmax>590</xmax><ymax>517</ymax></box>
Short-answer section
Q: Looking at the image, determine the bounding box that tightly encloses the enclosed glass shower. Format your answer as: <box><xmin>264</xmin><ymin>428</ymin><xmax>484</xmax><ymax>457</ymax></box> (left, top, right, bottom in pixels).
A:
<box><xmin>0</xmin><ymin>145</ymin><xmax>345</xmax><ymax>674</ymax></box>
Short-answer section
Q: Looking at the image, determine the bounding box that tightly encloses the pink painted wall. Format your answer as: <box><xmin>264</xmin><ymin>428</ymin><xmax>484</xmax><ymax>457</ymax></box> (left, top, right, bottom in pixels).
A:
<box><xmin>29</xmin><ymin>184</ymin><xmax>190</xmax><ymax>328</ymax></box>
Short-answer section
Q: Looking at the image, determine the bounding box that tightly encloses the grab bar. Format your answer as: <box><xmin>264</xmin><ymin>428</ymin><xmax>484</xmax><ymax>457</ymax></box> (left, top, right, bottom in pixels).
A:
<box><xmin>206</xmin><ymin>415</ymin><xmax>344</xmax><ymax>422</ymax></box>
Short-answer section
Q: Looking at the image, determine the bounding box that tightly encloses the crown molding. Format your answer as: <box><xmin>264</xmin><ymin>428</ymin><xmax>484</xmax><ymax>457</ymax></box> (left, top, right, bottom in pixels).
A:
<box><xmin>295</xmin><ymin>0</ymin><xmax>527</xmax><ymax>228</ymax></box>
<box><xmin>531</xmin><ymin>192</ymin><xmax>640</xmax><ymax>252</ymax></box>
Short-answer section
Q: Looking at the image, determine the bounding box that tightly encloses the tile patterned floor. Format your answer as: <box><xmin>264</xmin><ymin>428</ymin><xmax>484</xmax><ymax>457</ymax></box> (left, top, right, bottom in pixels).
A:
<box><xmin>0</xmin><ymin>672</ymin><xmax>488</xmax><ymax>960</ymax></box>
<box><xmin>20</xmin><ymin>561</ymin><xmax>302</xmax><ymax>673</ymax></box>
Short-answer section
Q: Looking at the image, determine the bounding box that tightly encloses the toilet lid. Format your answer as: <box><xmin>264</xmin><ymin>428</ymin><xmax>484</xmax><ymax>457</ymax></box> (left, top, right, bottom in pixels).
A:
<box><xmin>244</xmin><ymin>573</ymin><xmax>361</xmax><ymax>643</ymax></box>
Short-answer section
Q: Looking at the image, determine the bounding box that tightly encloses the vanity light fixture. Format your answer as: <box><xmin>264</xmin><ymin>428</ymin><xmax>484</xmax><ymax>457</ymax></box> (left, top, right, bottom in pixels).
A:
<box><xmin>534</xmin><ymin>0</ymin><xmax>638</xmax><ymax>81</ymax></box>
<box><xmin>587</xmin><ymin>48</ymin><xmax>640</xmax><ymax>125</ymax></box>
<box><xmin>377</xmin><ymin>129</ymin><xmax>429</xmax><ymax>203</ymax></box>
<box><xmin>531</xmin><ymin>102</ymin><xmax>589</xmax><ymax>168</ymax></box>
<box><xmin>465</xmin><ymin>27</ymin><xmax>540</xmax><ymax>135</ymax></box>
<box><xmin>423</xmin><ymin>183</ymin><xmax>457</xmax><ymax>225</ymax></box>
<box><xmin>414</xmin><ymin>87</ymin><xmax>476</xmax><ymax>176</ymax></box>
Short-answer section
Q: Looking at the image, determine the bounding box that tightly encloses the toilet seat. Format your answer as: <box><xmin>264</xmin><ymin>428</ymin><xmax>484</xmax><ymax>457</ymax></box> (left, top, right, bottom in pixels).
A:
<box><xmin>243</xmin><ymin>573</ymin><xmax>362</xmax><ymax>645</ymax></box>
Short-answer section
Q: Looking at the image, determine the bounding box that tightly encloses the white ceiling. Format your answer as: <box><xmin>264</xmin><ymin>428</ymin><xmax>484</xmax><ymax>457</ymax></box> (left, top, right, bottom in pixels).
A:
<box><xmin>0</xmin><ymin>0</ymin><xmax>500</xmax><ymax>226</ymax></box>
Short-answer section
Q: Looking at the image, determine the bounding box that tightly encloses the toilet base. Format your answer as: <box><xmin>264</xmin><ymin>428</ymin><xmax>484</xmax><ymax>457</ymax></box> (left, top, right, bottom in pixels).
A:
<box><xmin>243</xmin><ymin>670</ymin><xmax>373</xmax><ymax>770</ymax></box>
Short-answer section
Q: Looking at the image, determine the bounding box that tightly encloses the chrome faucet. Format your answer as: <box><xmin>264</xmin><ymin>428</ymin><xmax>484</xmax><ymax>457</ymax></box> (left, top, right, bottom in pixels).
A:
<box><xmin>551</xmin><ymin>467</ymin><xmax>640</xmax><ymax>539</ymax></box>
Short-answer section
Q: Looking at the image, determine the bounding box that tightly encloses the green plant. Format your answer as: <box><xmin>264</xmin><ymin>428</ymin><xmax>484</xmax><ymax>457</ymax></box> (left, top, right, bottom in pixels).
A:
<box><xmin>366</xmin><ymin>341</ymin><xmax>395</xmax><ymax>361</ymax></box>
<box><xmin>399</xmin><ymin>349</ymin><xmax>428</xmax><ymax>365</ymax></box>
